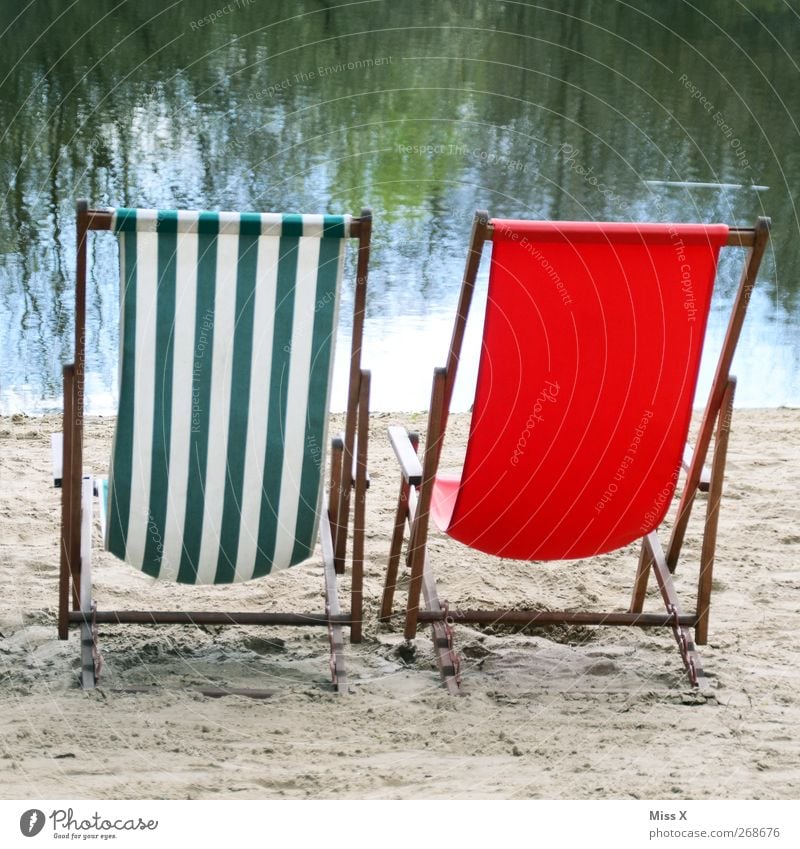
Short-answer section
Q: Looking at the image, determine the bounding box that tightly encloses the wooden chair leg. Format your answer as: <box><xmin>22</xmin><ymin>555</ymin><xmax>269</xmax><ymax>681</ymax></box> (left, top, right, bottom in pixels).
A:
<box><xmin>404</xmin><ymin>369</ymin><xmax>447</xmax><ymax>641</ymax></box>
<box><xmin>647</xmin><ymin>533</ymin><xmax>708</xmax><ymax>690</ymax></box>
<box><xmin>381</xmin><ymin>478</ymin><xmax>410</xmax><ymax>623</ymax></box>
<box><xmin>380</xmin><ymin>431</ymin><xmax>419</xmax><ymax>623</ymax></box>
<box><xmin>334</xmin><ymin>441</ymin><xmax>354</xmax><ymax>575</ymax></box>
<box><xmin>329</xmin><ymin>434</ymin><xmax>345</xmax><ymax>574</ymax></box>
<box><xmin>404</xmin><ymin>516</ymin><xmax>428</xmax><ymax>640</ymax></box>
<box><xmin>79</xmin><ymin>475</ymin><xmax>98</xmax><ymax>690</ymax></box>
<box><xmin>696</xmin><ymin>376</ymin><xmax>736</xmax><ymax>645</ymax></box>
<box><xmin>629</xmin><ymin>538</ymin><xmax>653</xmax><ymax>613</ymax></box>
<box><xmin>349</xmin><ymin>370</ymin><xmax>370</xmax><ymax>644</ymax></box>
<box><xmin>59</xmin><ymin>365</ymin><xmax>74</xmax><ymax>640</ymax></box>
<box><xmin>419</xmin><ymin>548</ymin><xmax>461</xmax><ymax>695</ymax></box>
<box><xmin>321</xmin><ymin>524</ymin><xmax>348</xmax><ymax>694</ymax></box>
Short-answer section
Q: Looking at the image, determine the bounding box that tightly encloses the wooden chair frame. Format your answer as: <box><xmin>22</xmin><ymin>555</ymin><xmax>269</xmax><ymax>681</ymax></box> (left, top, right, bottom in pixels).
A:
<box><xmin>380</xmin><ymin>211</ymin><xmax>770</xmax><ymax>693</ymax></box>
<box><xmin>58</xmin><ymin>201</ymin><xmax>372</xmax><ymax>695</ymax></box>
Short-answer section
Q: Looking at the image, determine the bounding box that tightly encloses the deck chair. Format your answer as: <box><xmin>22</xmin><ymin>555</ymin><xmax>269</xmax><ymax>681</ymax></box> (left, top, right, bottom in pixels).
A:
<box><xmin>381</xmin><ymin>212</ymin><xmax>770</xmax><ymax>693</ymax></box>
<box><xmin>58</xmin><ymin>201</ymin><xmax>372</xmax><ymax>695</ymax></box>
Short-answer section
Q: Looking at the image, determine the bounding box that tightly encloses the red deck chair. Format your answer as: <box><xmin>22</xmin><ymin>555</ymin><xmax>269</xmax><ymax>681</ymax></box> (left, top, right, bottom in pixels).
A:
<box><xmin>381</xmin><ymin>213</ymin><xmax>770</xmax><ymax>692</ymax></box>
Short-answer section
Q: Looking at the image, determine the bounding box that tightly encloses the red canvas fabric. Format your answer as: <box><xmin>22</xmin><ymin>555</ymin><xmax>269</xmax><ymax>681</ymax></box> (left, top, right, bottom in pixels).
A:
<box><xmin>431</xmin><ymin>220</ymin><xmax>728</xmax><ymax>560</ymax></box>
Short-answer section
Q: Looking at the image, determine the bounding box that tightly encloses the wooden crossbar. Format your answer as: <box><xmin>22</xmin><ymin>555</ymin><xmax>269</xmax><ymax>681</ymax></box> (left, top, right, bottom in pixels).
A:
<box><xmin>415</xmin><ymin>611</ymin><xmax>698</xmax><ymax>627</ymax></box>
<box><xmin>68</xmin><ymin>611</ymin><xmax>354</xmax><ymax>626</ymax></box>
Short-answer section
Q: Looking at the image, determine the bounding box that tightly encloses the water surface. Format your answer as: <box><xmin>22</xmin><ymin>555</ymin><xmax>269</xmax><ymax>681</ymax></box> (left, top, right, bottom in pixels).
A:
<box><xmin>1</xmin><ymin>0</ymin><xmax>798</xmax><ymax>412</ymax></box>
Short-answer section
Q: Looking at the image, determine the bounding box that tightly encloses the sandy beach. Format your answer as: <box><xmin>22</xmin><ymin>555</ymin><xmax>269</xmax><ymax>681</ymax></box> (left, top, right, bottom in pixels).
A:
<box><xmin>0</xmin><ymin>409</ymin><xmax>798</xmax><ymax>800</ymax></box>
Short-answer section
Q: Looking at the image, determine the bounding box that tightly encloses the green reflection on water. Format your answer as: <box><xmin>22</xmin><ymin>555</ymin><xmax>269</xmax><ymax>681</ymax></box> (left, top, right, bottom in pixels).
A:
<box><xmin>1</xmin><ymin>0</ymin><xmax>797</xmax><ymax>410</ymax></box>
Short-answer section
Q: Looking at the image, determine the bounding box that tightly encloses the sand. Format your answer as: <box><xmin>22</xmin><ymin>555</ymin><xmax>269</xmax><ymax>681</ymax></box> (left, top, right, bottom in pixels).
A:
<box><xmin>0</xmin><ymin>409</ymin><xmax>798</xmax><ymax>800</ymax></box>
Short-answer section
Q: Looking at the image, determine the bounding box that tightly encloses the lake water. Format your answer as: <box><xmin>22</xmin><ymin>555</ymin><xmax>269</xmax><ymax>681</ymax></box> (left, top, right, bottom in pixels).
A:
<box><xmin>1</xmin><ymin>0</ymin><xmax>798</xmax><ymax>413</ymax></box>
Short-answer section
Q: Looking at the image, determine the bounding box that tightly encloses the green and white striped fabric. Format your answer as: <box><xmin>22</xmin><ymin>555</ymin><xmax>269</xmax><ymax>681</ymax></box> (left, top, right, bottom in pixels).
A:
<box><xmin>106</xmin><ymin>208</ymin><xmax>351</xmax><ymax>584</ymax></box>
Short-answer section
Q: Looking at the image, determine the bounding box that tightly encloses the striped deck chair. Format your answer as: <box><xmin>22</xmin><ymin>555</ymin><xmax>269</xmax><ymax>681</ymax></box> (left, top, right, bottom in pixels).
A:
<box><xmin>58</xmin><ymin>201</ymin><xmax>372</xmax><ymax>695</ymax></box>
<box><xmin>381</xmin><ymin>212</ymin><xmax>770</xmax><ymax>693</ymax></box>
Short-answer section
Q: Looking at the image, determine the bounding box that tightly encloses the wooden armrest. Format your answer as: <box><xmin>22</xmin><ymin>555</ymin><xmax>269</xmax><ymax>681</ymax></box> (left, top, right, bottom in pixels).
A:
<box><xmin>682</xmin><ymin>442</ymin><xmax>711</xmax><ymax>493</ymax></box>
<box><xmin>389</xmin><ymin>426</ymin><xmax>422</xmax><ymax>486</ymax></box>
